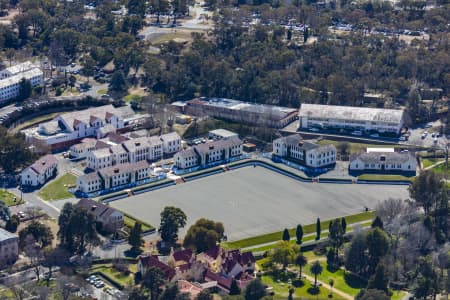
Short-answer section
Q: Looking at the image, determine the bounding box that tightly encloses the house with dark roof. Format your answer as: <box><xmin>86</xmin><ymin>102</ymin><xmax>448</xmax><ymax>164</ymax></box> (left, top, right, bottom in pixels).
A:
<box><xmin>349</xmin><ymin>151</ymin><xmax>416</xmax><ymax>174</ymax></box>
<box><xmin>273</xmin><ymin>134</ymin><xmax>336</xmax><ymax>168</ymax></box>
<box><xmin>75</xmin><ymin>198</ymin><xmax>123</xmax><ymax>232</ymax></box>
<box><xmin>21</xmin><ymin>154</ymin><xmax>58</xmax><ymax>187</ymax></box>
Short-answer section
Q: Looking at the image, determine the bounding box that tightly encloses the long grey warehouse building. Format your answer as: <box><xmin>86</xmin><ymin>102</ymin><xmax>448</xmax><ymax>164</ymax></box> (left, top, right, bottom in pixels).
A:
<box><xmin>298</xmin><ymin>104</ymin><xmax>406</xmax><ymax>135</ymax></box>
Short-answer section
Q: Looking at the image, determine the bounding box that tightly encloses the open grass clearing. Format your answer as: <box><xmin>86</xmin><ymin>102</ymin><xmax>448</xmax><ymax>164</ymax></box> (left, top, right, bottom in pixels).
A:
<box><xmin>97</xmin><ymin>89</ymin><xmax>108</xmax><ymax>95</ymax></box>
<box><xmin>0</xmin><ymin>189</ymin><xmax>23</xmax><ymax>206</ymax></box>
<box><xmin>91</xmin><ymin>264</ymin><xmax>134</xmax><ymax>288</ymax></box>
<box><xmin>224</xmin><ymin>211</ymin><xmax>375</xmax><ymax>249</ymax></box>
<box><xmin>317</xmin><ymin>139</ymin><xmax>399</xmax><ymax>155</ymax></box>
<box><xmin>38</xmin><ymin>173</ymin><xmax>77</xmax><ymax>201</ymax></box>
<box><xmin>123</xmin><ymin>213</ymin><xmax>154</xmax><ymax>232</ymax></box>
<box><xmin>421</xmin><ymin>157</ymin><xmax>444</xmax><ymax>168</ymax></box>
<box><xmin>428</xmin><ymin>162</ymin><xmax>450</xmax><ymax>179</ymax></box>
<box><xmin>262</xmin><ymin>274</ymin><xmax>346</xmax><ymax>300</ymax></box>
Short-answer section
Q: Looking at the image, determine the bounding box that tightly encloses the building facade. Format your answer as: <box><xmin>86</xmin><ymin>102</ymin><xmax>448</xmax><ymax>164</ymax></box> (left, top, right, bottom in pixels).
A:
<box><xmin>349</xmin><ymin>152</ymin><xmax>416</xmax><ymax>173</ymax></box>
<box><xmin>174</xmin><ymin>137</ymin><xmax>243</xmax><ymax>169</ymax></box>
<box><xmin>76</xmin><ymin>160</ymin><xmax>153</xmax><ymax>193</ymax></box>
<box><xmin>160</xmin><ymin>132</ymin><xmax>182</xmax><ymax>154</ymax></box>
<box><xmin>273</xmin><ymin>134</ymin><xmax>336</xmax><ymax>168</ymax></box>
<box><xmin>21</xmin><ymin>154</ymin><xmax>58</xmax><ymax>187</ymax></box>
<box><xmin>0</xmin><ymin>62</ymin><xmax>44</xmax><ymax>103</ymax></box>
<box><xmin>298</xmin><ymin>104</ymin><xmax>405</xmax><ymax>135</ymax></box>
<box><xmin>0</xmin><ymin>228</ymin><xmax>19</xmax><ymax>267</ymax></box>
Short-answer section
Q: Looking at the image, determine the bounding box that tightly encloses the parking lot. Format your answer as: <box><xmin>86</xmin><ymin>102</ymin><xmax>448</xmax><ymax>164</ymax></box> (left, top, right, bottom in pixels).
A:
<box><xmin>111</xmin><ymin>166</ymin><xmax>409</xmax><ymax>241</ymax></box>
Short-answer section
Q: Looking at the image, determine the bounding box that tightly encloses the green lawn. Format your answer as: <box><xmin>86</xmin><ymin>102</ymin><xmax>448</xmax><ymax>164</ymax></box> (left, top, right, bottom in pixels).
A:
<box><xmin>123</xmin><ymin>94</ymin><xmax>142</xmax><ymax>102</ymax></box>
<box><xmin>123</xmin><ymin>214</ymin><xmax>154</xmax><ymax>232</ymax></box>
<box><xmin>262</xmin><ymin>274</ymin><xmax>345</xmax><ymax>300</ymax></box>
<box><xmin>0</xmin><ymin>190</ymin><xmax>23</xmax><ymax>206</ymax></box>
<box><xmin>317</xmin><ymin>140</ymin><xmax>399</xmax><ymax>155</ymax></box>
<box><xmin>357</xmin><ymin>174</ymin><xmax>413</xmax><ymax>181</ymax></box>
<box><xmin>303</xmin><ymin>261</ymin><xmax>367</xmax><ymax>297</ymax></box>
<box><xmin>97</xmin><ymin>89</ymin><xmax>108</xmax><ymax>95</ymax></box>
<box><xmin>38</xmin><ymin>173</ymin><xmax>77</xmax><ymax>201</ymax></box>
<box><xmin>428</xmin><ymin>162</ymin><xmax>450</xmax><ymax>178</ymax></box>
<box><xmin>91</xmin><ymin>264</ymin><xmax>134</xmax><ymax>288</ymax></box>
<box><xmin>421</xmin><ymin>157</ymin><xmax>444</xmax><ymax>168</ymax></box>
<box><xmin>223</xmin><ymin>211</ymin><xmax>374</xmax><ymax>249</ymax></box>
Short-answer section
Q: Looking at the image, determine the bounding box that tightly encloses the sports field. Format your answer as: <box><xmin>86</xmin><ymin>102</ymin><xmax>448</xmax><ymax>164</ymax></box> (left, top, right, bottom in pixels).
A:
<box><xmin>110</xmin><ymin>166</ymin><xmax>409</xmax><ymax>241</ymax></box>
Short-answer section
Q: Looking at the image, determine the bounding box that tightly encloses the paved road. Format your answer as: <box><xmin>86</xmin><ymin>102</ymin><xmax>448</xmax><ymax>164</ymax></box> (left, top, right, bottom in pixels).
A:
<box><xmin>111</xmin><ymin>166</ymin><xmax>409</xmax><ymax>241</ymax></box>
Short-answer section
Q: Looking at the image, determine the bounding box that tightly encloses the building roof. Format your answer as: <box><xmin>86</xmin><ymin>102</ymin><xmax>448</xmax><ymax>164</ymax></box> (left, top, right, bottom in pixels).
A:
<box><xmin>0</xmin><ymin>227</ymin><xmax>18</xmax><ymax>242</ymax></box>
<box><xmin>176</xmin><ymin>148</ymin><xmax>197</xmax><ymax>159</ymax></box>
<box><xmin>78</xmin><ymin>172</ymin><xmax>101</xmax><ymax>183</ymax></box>
<box><xmin>209</xmin><ymin>129</ymin><xmax>238</xmax><ymax>139</ymax></box>
<box><xmin>160</xmin><ymin>132</ymin><xmax>181</xmax><ymax>142</ymax></box>
<box><xmin>2</xmin><ymin>61</ymin><xmax>36</xmax><ymax>75</ymax></box>
<box><xmin>299</xmin><ymin>104</ymin><xmax>405</xmax><ymax>124</ymax></box>
<box><xmin>173</xmin><ymin>249</ymin><xmax>193</xmax><ymax>263</ymax></box>
<box><xmin>98</xmin><ymin>160</ymin><xmax>150</xmax><ymax>178</ymax></box>
<box><xmin>187</xmin><ymin>97</ymin><xmax>298</xmax><ymax>121</ymax></box>
<box><xmin>138</xmin><ymin>255</ymin><xmax>176</xmax><ymax>280</ymax></box>
<box><xmin>122</xmin><ymin>137</ymin><xmax>150</xmax><ymax>153</ymax></box>
<box><xmin>274</xmin><ymin>134</ymin><xmax>303</xmax><ymax>145</ymax></box>
<box><xmin>0</xmin><ymin>68</ymin><xmax>43</xmax><ymax>89</ymax></box>
<box><xmin>351</xmin><ymin>152</ymin><xmax>415</xmax><ymax>164</ymax></box>
<box><xmin>91</xmin><ymin>148</ymin><xmax>112</xmax><ymax>159</ymax></box>
<box><xmin>110</xmin><ymin>144</ymin><xmax>127</xmax><ymax>155</ymax></box>
<box><xmin>194</xmin><ymin>136</ymin><xmax>242</xmax><ymax>156</ymax></box>
<box><xmin>27</xmin><ymin>154</ymin><xmax>57</xmax><ymax>175</ymax></box>
<box><xmin>75</xmin><ymin>198</ymin><xmax>121</xmax><ymax>220</ymax></box>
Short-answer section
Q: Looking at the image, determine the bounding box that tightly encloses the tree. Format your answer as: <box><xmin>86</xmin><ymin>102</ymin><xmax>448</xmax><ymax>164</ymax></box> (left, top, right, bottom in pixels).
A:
<box><xmin>282</xmin><ymin>228</ymin><xmax>290</xmax><ymax>241</ymax></box>
<box><xmin>366</xmin><ymin>228</ymin><xmax>389</xmax><ymax>275</ymax></box>
<box><xmin>142</xmin><ymin>267</ymin><xmax>165</xmax><ymax>300</ymax></box>
<box><xmin>42</xmin><ymin>247</ymin><xmax>70</xmax><ymax>284</ymax></box>
<box><xmin>19</xmin><ymin>221</ymin><xmax>53</xmax><ymax>249</ymax></box>
<box><xmin>245</xmin><ymin>279</ymin><xmax>266</xmax><ymax>300</ymax></box>
<box><xmin>371</xmin><ymin>216</ymin><xmax>384</xmax><ymax>229</ymax></box>
<box><xmin>57</xmin><ymin>203</ymin><xmax>100</xmax><ymax>254</ymax></box>
<box><xmin>345</xmin><ymin>233</ymin><xmax>368</xmax><ymax>276</ymax></box>
<box><xmin>310</xmin><ymin>261</ymin><xmax>323</xmax><ymax>287</ymax></box>
<box><xmin>183</xmin><ymin>218</ymin><xmax>224</xmax><ymax>253</ymax></box>
<box><xmin>269</xmin><ymin>241</ymin><xmax>300</xmax><ymax>270</ymax></box>
<box><xmin>0</xmin><ymin>126</ymin><xmax>36</xmax><ymax>173</ymax></box>
<box><xmin>315</xmin><ymin>218</ymin><xmax>321</xmax><ymax>240</ymax></box>
<box><xmin>295</xmin><ymin>224</ymin><xmax>303</xmax><ymax>244</ymax></box>
<box><xmin>229</xmin><ymin>279</ymin><xmax>241</xmax><ymax>295</ymax></box>
<box><xmin>367</xmin><ymin>264</ymin><xmax>389</xmax><ymax>293</ymax></box>
<box><xmin>18</xmin><ymin>78</ymin><xmax>32</xmax><ymax>101</ymax></box>
<box><xmin>356</xmin><ymin>289</ymin><xmax>390</xmax><ymax>300</ymax></box>
<box><xmin>409</xmin><ymin>170</ymin><xmax>443</xmax><ymax>215</ymax></box>
<box><xmin>341</xmin><ymin>217</ymin><xmax>347</xmax><ymax>233</ymax></box>
<box><xmin>329</xmin><ymin>279</ymin><xmax>334</xmax><ymax>297</ymax></box>
<box><xmin>5</xmin><ymin>214</ymin><xmax>20</xmax><ymax>232</ymax></box>
<box><xmin>68</xmin><ymin>75</ymin><xmax>76</xmax><ymax>91</ymax></box>
<box><xmin>81</xmin><ymin>55</ymin><xmax>95</xmax><ymax>83</ymax></box>
<box><xmin>328</xmin><ymin>219</ymin><xmax>344</xmax><ymax>264</ymax></box>
<box><xmin>128</xmin><ymin>222</ymin><xmax>143</xmax><ymax>253</ymax></box>
<box><xmin>128</xmin><ymin>288</ymin><xmax>148</xmax><ymax>300</ymax></box>
<box><xmin>159</xmin><ymin>206</ymin><xmax>187</xmax><ymax>246</ymax></box>
<box><xmin>295</xmin><ymin>254</ymin><xmax>307</xmax><ymax>279</ymax></box>
<box><xmin>196</xmin><ymin>289</ymin><xmax>214</xmax><ymax>300</ymax></box>
<box><xmin>109</xmin><ymin>70</ymin><xmax>127</xmax><ymax>92</ymax></box>
<box><xmin>159</xmin><ymin>283</ymin><xmax>190</xmax><ymax>300</ymax></box>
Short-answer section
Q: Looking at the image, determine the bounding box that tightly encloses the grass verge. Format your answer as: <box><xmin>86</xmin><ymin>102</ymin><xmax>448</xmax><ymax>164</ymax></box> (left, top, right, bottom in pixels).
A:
<box><xmin>91</xmin><ymin>264</ymin><xmax>134</xmax><ymax>288</ymax></box>
<box><xmin>357</xmin><ymin>174</ymin><xmax>413</xmax><ymax>181</ymax></box>
<box><xmin>223</xmin><ymin>211</ymin><xmax>374</xmax><ymax>249</ymax></box>
<box><xmin>0</xmin><ymin>189</ymin><xmax>23</xmax><ymax>206</ymax></box>
<box><xmin>38</xmin><ymin>173</ymin><xmax>77</xmax><ymax>201</ymax></box>
<box><xmin>123</xmin><ymin>213</ymin><xmax>154</xmax><ymax>232</ymax></box>
<box><xmin>421</xmin><ymin>157</ymin><xmax>444</xmax><ymax>168</ymax></box>
<box><xmin>97</xmin><ymin>89</ymin><xmax>108</xmax><ymax>95</ymax></box>
<box><xmin>317</xmin><ymin>139</ymin><xmax>399</xmax><ymax>154</ymax></box>
<box><xmin>11</xmin><ymin>112</ymin><xmax>59</xmax><ymax>133</ymax></box>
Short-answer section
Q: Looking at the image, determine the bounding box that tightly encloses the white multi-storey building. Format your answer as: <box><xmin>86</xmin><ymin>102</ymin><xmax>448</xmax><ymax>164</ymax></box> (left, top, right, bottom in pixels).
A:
<box><xmin>298</xmin><ymin>104</ymin><xmax>405</xmax><ymax>135</ymax></box>
<box><xmin>21</xmin><ymin>154</ymin><xmax>58</xmax><ymax>187</ymax></box>
<box><xmin>0</xmin><ymin>61</ymin><xmax>44</xmax><ymax>103</ymax></box>
<box><xmin>160</xmin><ymin>132</ymin><xmax>181</xmax><ymax>154</ymax></box>
<box><xmin>273</xmin><ymin>134</ymin><xmax>336</xmax><ymax>168</ymax></box>
<box><xmin>174</xmin><ymin>137</ymin><xmax>243</xmax><ymax>169</ymax></box>
<box><xmin>24</xmin><ymin>105</ymin><xmax>134</xmax><ymax>151</ymax></box>
<box><xmin>349</xmin><ymin>151</ymin><xmax>416</xmax><ymax>173</ymax></box>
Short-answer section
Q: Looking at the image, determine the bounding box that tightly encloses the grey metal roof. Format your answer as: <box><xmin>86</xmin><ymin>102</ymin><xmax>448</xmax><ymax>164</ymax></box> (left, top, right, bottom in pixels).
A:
<box><xmin>209</xmin><ymin>129</ymin><xmax>238</xmax><ymax>138</ymax></box>
<box><xmin>351</xmin><ymin>152</ymin><xmax>414</xmax><ymax>164</ymax></box>
<box><xmin>160</xmin><ymin>132</ymin><xmax>181</xmax><ymax>142</ymax></box>
<box><xmin>194</xmin><ymin>136</ymin><xmax>242</xmax><ymax>155</ymax></box>
<box><xmin>0</xmin><ymin>228</ymin><xmax>18</xmax><ymax>242</ymax></box>
<box><xmin>299</xmin><ymin>104</ymin><xmax>404</xmax><ymax>123</ymax></box>
<box><xmin>274</xmin><ymin>134</ymin><xmax>303</xmax><ymax>145</ymax></box>
<box><xmin>28</xmin><ymin>154</ymin><xmax>57</xmax><ymax>175</ymax></box>
<box><xmin>98</xmin><ymin>160</ymin><xmax>150</xmax><ymax>178</ymax></box>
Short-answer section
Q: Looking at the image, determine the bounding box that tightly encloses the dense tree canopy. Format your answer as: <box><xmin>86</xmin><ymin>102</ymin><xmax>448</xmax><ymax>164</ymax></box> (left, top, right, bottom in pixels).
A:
<box><xmin>159</xmin><ymin>206</ymin><xmax>187</xmax><ymax>245</ymax></box>
<box><xmin>183</xmin><ymin>218</ymin><xmax>224</xmax><ymax>253</ymax></box>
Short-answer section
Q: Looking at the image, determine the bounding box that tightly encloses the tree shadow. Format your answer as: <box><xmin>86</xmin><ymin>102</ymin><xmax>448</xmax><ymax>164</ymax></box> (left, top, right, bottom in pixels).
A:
<box><xmin>326</xmin><ymin>264</ymin><xmax>340</xmax><ymax>273</ymax></box>
<box><xmin>307</xmin><ymin>286</ymin><xmax>320</xmax><ymax>295</ymax></box>
<box><xmin>344</xmin><ymin>272</ymin><xmax>367</xmax><ymax>289</ymax></box>
<box><xmin>124</xmin><ymin>249</ymin><xmax>142</xmax><ymax>258</ymax></box>
<box><xmin>292</xmin><ymin>279</ymin><xmax>304</xmax><ymax>288</ymax></box>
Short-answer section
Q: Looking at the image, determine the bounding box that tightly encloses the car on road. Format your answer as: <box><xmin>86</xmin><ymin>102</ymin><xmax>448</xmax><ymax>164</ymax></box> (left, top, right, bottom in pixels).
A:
<box><xmin>425</xmin><ymin>123</ymin><xmax>433</xmax><ymax>128</ymax></box>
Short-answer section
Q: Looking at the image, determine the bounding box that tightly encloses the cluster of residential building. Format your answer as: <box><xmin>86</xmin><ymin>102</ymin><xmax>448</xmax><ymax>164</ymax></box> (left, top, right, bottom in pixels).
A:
<box><xmin>137</xmin><ymin>245</ymin><xmax>255</xmax><ymax>296</ymax></box>
<box><xmin>172</xmin><ymin>97</ymin><xmax>298</xmax><ymax>128</ymax></box>
<box><xmin>273</xmin><ymin>134</ymin><xmax>337</xmax><ymax>168</ymax></box>
<box><xmin>0</xmin><ymin>61</ymin><xmax>44</xmax><ymax>103</ymax></box>
<box><xmin>174</xmin><ymin>136</ymin><xmax>243</xmax><ymax>169</ymax></box>
<box><xmin>298</xmin><ymin>104</ymin><xmax>405</xmax><ymax>135</ymax></box>
<box><xmin>24</xmin><ymin>104</ymin><xmax>136</xmax><ymax>151</ymax></box>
